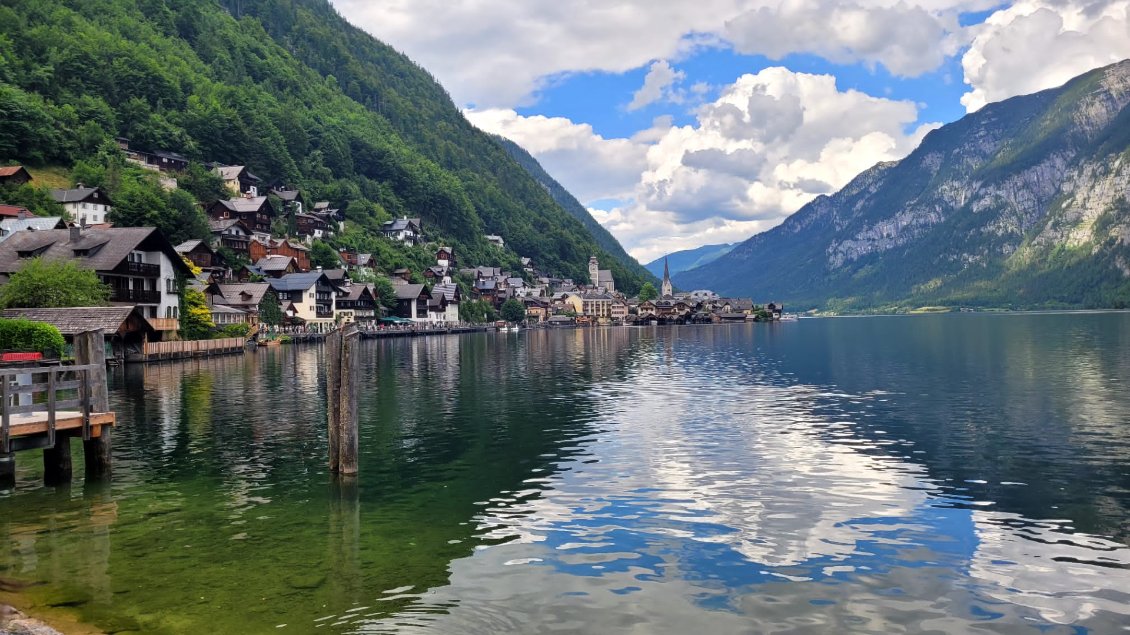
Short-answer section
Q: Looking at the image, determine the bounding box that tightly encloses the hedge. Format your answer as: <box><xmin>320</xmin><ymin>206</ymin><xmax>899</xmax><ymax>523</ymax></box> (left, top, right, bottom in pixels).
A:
<box><xmin>0</xmin><ymin>318</ymin><xmax>66</xmax><ymax>357</ymax></box>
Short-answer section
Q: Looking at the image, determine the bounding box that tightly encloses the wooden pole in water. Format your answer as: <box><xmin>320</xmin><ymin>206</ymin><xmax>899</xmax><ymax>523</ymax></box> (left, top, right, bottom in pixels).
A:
<box><xmin>74</xmin><ymin>330</ymin><xmax>111</xmax><ymax>479</ymax></box>
<box><xmin>0</xmin><ymin>451</ymin><xmax>14</xmax><ymax>489</ymax></box>
<box><xmin>326</xmin><ymin>323</ymin><xmax>360</xmax><ymax>475</ymax></box>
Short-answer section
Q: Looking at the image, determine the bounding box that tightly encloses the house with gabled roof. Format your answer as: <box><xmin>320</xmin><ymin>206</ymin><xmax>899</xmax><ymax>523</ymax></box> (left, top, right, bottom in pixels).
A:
<box><xmin>212</xmin><ymin>165</ymin><xmax>262</xmax><ymax>197</ymax></box>
<box><xmin>205</xmin><ymin>196</ymin><xmax>276</xmax><ymax>234</ymax></box>
<box><xmin>205</xmin><ymin>282</ymin><xmax>276</xmax><ymax>326</ymax></box>
<box><xmin>428</xmin><ymin>282</ymin><xmax>461</xmax><ymax>324</ymax></box>
<box><xmin>0</xmin><ymin>166</ymin><xmax>32</xmax><ymax>186</ymax></box>
<box><xmin>0</xmin><ymin>226</ymin><xmax>191</xmax><ymax>327</ymax></box>
<box><xmin>209</xmin><ymin>218</ymin><xmax>253</xmax><ymax>256</ymax></box>
<box><xmin>268</xmin><ymin>271</ymin><xmax>338</xmax><ymax>327</ymax></box>
<box><xmin>254</xmin><ymin>255</ymin><xmax>297</xmax><ymax>278</ymax></box>
<box><xmin>51</xmin><ymin>186</ymin><xmax>113</xmax><ymax>225</ymax></box>
<box><xmin>380</xmin><ymin>217</ymin><xmax>422</xmax><ymax>245</ymax></box>
<box><xmin>393</xmin><ymin>283</ymin><xmax>430</xmax><ymax>321</ymax></box>
<box><xmin>176</xmin><ymin>239</ymin><xmax>226</xmax><ymax>274</ymax></box>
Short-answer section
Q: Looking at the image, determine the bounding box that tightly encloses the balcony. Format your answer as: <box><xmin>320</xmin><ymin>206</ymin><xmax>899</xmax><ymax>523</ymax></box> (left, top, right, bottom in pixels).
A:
<box><xmin>316</xmin><ymin>308</ymin><xmax>334</xmax><ymax>318</ymax></box>
<box><xmin>147</xmin><ymin>317</ymin><xmax>180</xmax><ymax>331</ymax></box>
<box><xmin>118</xmin><ymin>261</ymin><xmax>161</xmax><ymax>277</ymax></box>
<box><xmin>110</xmin><ymin>288</ymin><xmax>162</xmax><ymax>304</ymax></box>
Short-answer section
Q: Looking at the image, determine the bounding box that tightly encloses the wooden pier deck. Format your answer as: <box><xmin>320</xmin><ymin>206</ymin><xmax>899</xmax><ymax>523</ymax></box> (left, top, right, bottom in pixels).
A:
<box><xmin>2</xmin><ymin>334</ymin><xmax>115</xmax><ymax>486</ymax></box>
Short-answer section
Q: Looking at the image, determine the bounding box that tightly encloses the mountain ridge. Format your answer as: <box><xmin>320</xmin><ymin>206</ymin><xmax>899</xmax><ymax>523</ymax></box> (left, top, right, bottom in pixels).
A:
<box><xmin>644</xmin><ymin>243</ymin><xmax>735</xmax><ymax>279</ymax></box>
<box><xmin>674</xmin><ymin>60</ymin><xmax>1130</xmax><ymax>310</ymax></box>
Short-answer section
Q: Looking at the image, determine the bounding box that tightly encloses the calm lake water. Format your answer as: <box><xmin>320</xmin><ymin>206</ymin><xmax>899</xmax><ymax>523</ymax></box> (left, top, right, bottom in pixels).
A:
<box><xmin>2</xmin><ymin>313</ymin><xmax>1130</xmax><ymax>634</ymax></box>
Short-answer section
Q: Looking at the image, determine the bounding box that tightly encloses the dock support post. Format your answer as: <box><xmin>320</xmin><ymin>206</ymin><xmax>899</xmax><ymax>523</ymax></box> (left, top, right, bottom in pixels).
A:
<box><xmin>326</xmin><ymin>323</ymin><xmax>359</xmax><ymax>475</ymax></box>
<box><xmin>0</xmin><ymin>452</ymin><xmax>14</xmax><ymax>489</ymax></box>
<box><xmin>43</xmin><ymin>436</ymin><xmax>72</xmax><ymax>486</ymax></box>
<box><xmin>74</xmin><ymin>330</ymin><xmax>111</xmax><ymax>480</ymax></box>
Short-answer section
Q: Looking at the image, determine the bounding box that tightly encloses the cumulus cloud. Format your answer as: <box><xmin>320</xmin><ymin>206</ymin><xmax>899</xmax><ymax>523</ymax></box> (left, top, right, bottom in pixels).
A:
<box><xmin>628</xmin><ymin>60</ymin><xmax>687</xmax><ymax>111</ymax></box>
<box><xmin>330</xmin><ymin>0</ymin><xmax>988</xmax><ymax>108</ymax></box>
<box><xmin>471</xmin><ymin>68</ymin><xmax>937</xmax><ymax>263</ymax></box>
<box><xmin>961</xmin><ymin>0</ymin><xmax>1130</xmax><ymax>112</ymax></box>
<box><xmin>464</xmin><ymin>109</ymin><xmax>648</xmax><ymax>203</ymax></box>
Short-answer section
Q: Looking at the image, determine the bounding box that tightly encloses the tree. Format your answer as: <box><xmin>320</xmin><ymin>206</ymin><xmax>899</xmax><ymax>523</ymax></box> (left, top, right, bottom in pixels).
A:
<box><xmin>459</xmin><ymin>299</ymin><xmax>496</xmax><ymax>324</ymax></box>
<box><xmin>638</xmin><ymin>282</ymin><xmax>658</xmax><ymax>302</ymax></box>
<box><xmin>372</xmin><ymin>276</ymin><xmax>398</xmax><ymax>311</ymax></box>
<box><xmin>500</xmin><ymin>298</ymin><xmax>525</xmax><ymax>323</ymax></box>
<box><xmin>258</xmin><ymin>289</ymin><xmax>283</xmax><ymax>326</ymax></box>
<box><xmin>309</xmin><ymin>240</ymin><xmax>340</xmax><ymax>269</ymax></box>
<box><xmin>0</xmin><ymin>258</ymin><xmax>110</xmax><ymax>308</ymax></box>
<box><xmin>180</xmin><ymin>287</ymin><xmax>214</xmax><ymax>340</ymax></box>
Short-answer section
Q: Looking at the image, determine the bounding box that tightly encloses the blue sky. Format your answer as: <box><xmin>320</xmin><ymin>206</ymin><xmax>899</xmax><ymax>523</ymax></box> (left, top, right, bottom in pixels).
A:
<box><xmin>331</xmin><ymin>0</ymin><xmax>1130</xmax><ymax>262</ymax></box>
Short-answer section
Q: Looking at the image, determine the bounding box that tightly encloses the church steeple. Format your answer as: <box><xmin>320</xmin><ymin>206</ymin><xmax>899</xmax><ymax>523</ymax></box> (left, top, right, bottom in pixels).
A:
<box><xmin>661</xmin><ymin>257</ymin><xmax>673</xmax><ymax>297</ymax></box>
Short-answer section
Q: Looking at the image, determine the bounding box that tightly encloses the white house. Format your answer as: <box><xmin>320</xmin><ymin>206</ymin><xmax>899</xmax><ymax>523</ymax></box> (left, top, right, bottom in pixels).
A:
<box><xmin>50</xmin><ymin>186</ymin><xmax>113</xmax><ymax>225</ymax></box>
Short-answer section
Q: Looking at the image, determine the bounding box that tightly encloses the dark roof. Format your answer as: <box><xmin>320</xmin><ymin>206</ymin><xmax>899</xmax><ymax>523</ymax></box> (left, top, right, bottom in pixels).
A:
<box><xmin>175</xmin><ymin>239</ymin><xmax>207</xmax><ymax>253</ymax></box>
<box><xmin>211</xmin><ymin>283</ymin><xmax>272</xmax><ymax>307</ymax></box>
<box><xmin>0</xmin><ymin>227</ymin><xmax>191</xmax><ymax>276</ymax></box>
<box><xmin>431</xmin><ymin>282</ymin><xmax>460</xmax><ymax>302</ymax></box>
<box><xmin>270</xmin><ymin>188</ymin><xmax>302</xmax><ymax>202</ymax></box>
<box><xmin>214</xmin><ymin>165</ymin><xmax>261</xmax><ymax>183</ymax></box>
<box><xmin>255</xmin><ymin>255</ymin><xmax>295</xmax><ymax>272</ymax></box>
<box><xmin>50</xmin><ymin>186</ymin><xmax>111</xmax><ymax>206</ymax></box>
<box><xmin>381</xmin><ymin>218</ymin><xmax>421</xmax><ymax>232</ymax></box>
<box><xmin>269</xmin><ymin>271</ymin><xmax>332</xmax><ymax>292</ymax></box>
<box><xmin>322</xmin><ymin>268</ymin><xmax>348</xmax><ymax>282</ymax></box>
<box><xmin>394</xmin><ymin>283</ymin><xmax>428</xmax><ymax>300</ymax></box>
<box><xmin>209</xmin><ymin>218</ymin><xmax>252</xmax><ymax>234</ymax></box>
<box><xmin>344</xmin><ymin>284</ymin><xmax>375</xmax><ymax>301</ymax></box>
<box><xmin>151</xmin><ymin>149</ymin><xmax>188</xmax><ymax>162</ymax></box>
<box><xmin>212</xmin><ymin>196</ymin><xmax>270</xmax><ymax>214</ymax></box>
<box><xmin>1</xmin><ymin>306</ymin><xmax>154</xmax><ymax>336</ymax></box>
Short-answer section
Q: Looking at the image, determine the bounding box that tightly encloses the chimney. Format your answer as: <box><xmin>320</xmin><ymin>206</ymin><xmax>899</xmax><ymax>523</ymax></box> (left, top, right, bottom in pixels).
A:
<box><xmin>316</xmin><ymin>266</ymin><xmax>322</xmax><ymax>272</ymax></box>
<box><xmin>70</xmin><ymin>225</ymin><xmax>81</xmax><ymax>242</ymax></box>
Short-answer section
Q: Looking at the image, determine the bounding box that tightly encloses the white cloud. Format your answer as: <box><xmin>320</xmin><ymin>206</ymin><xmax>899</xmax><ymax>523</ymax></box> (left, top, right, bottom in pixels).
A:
<box><xmin>464</xmin><ymin>109</ymin><xmax>648</xmax><ymax>203</ymax></box>
<box><xmin>628</xmin><ymin>60</ymin><xmax>686</xmax><ymax>111</ymax></box>
<box><xmin>329</xmin><ymin>0</ymin><xmax>989</xmax><ymax>109</ymax></box>
<box><xmin>471</xmin><ymin>68</ymin><xmax>937</xmax><ymax>263</ymax></box>
<box><xmin>961</xmin><ymin>0</ymin><xmax>1130</xmax><ymax>112</ymax></box>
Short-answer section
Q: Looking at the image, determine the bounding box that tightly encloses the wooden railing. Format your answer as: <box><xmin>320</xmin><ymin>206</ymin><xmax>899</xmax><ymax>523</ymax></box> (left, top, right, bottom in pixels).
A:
<box><xmin>143</xmin><ymin>337</ymin><xmax>246</xmax><ymax>359</ymax></box>
<box><xmin>1</xmin><ymin>364</ymin><xmax>99</xmax><ymax>453</ymax></box>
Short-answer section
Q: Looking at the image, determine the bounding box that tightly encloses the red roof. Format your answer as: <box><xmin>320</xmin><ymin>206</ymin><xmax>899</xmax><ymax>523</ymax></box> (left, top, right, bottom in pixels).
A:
<box><xmin>0</xmin><ymin>204</ymin><xmax>30</xmax><ymax>217</ymax></box>
<box><xmin>0</xmin><ymin>166</ymin><xmax>27</xmax><ymax>177</ymax></box>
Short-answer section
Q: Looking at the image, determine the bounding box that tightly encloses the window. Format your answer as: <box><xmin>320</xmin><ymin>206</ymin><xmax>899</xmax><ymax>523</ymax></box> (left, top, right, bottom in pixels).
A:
<box><xmin>166</xmin><ymin>278</ymin><xmax>176</xmax><ymax>293</ymax></box>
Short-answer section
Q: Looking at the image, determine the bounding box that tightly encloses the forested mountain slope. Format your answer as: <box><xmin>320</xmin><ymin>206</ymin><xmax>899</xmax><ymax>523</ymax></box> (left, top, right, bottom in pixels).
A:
<box><xmin>645</xmin><ymin>243</ymin><xmax>735</xmax><ymax>279</ymax></box>
<box><xmin>675</xmin><ymin>60</ymin><xmax>1130</xmax><ymax>310</ymax></box>
<box><xmin>0</xmin><ymin>0</ymin><xmax>648</xmax><ymax>292</ymax></box>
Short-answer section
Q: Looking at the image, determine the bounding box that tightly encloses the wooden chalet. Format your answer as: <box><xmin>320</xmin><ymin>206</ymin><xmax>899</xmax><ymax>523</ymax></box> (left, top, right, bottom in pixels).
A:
<box><xmin>0</xmin><ymin>165</ymin><xmax>32</xmax><ymax>187</ymax></box>
<box><xmin>1</xmin><ymin>306</ymin><xmax>157</xmax><ymax>362</ymax></box>
<box><xmin>205</xmin><ymin>196</ymin><xmax>276</xmax><ymax>234</ymax></box>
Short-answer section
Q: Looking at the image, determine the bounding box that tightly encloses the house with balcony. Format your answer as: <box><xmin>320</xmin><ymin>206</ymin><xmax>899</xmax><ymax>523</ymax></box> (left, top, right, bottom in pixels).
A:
<box><xmin>0</xmin><ymin>226</ymin><xmax>190</xmax><ymax>331</ymax></box>
<box><xmin>206</xmin><ymin>196</ymin><xmax>277</xmax><ymax>235</ymax></box>
<box><xmin>335</xmin><ymin>283</ymin><xmax>379</xmax><ymax>324</ymax></box>
<box><xmin>428</xmin><ymin>282</ymin><xmax>461</xmax><ymax>324</ymax></box>
<box><xmin>295</xmin><ymin>213</ymin><xmax>329</xmax><ymax>242</ymax></box>
<box><xmin>269</xmin><ymin>271</ymin><xmax>338</xmax><ymax>327</ymax></box>
<box><xmin>51</xmin><ymin>186</ymin><xmax>113</xmax><ymax>226</ymax></box>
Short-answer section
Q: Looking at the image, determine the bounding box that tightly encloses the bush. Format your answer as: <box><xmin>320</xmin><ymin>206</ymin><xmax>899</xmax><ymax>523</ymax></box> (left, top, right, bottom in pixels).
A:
<box><xmin>0</xmin><ymin>318</ymin><xmax>66</xmax><ymax>357</ymax></box>
<box><xmin>216</xmin><ymin>323</ymin><xmax>250</xmax><ymax>338</ymax></box>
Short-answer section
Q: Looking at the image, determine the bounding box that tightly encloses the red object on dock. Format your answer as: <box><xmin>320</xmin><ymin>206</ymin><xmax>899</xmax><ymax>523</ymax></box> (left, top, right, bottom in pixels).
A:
<box><xmin>1</xmin><ymin>352</ymin><xmax>43</xmax><ymax>362</ymax></box>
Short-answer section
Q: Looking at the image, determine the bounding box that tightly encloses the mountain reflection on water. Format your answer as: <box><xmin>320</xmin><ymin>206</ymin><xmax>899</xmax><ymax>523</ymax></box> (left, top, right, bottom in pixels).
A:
<box><xmin>1</xmin><ymin>314</ymin><xmax>1128</xmax><ymax>634</ymax></box>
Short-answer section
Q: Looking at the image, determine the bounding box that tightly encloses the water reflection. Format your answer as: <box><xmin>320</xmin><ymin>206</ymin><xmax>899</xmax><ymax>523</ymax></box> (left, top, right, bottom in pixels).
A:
<box><xmin>1</xmin><ymin>316</ymin><xmax>1128</xmax><ymax>634</ymax></box>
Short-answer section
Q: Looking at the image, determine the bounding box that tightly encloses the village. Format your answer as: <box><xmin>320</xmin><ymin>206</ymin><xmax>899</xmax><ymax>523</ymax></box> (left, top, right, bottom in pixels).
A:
<box><xmin>1</xmin><ymin>145</ymin><xmax>781</xmax><ymax>363</ymax></box>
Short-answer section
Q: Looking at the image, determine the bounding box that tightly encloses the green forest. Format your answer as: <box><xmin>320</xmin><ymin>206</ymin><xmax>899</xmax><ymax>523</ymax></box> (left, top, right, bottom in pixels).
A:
<box><xmin>0</xmin><ymin>0</ymin><xmax>651</xmax><ymax>293</ymax></box>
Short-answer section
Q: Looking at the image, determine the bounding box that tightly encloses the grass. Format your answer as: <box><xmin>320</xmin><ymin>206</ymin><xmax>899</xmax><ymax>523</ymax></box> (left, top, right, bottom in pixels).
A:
<box><xmin>24</xmin><ymin>165</ymin><xmax>72</xmax><ymax>189</ymax></box>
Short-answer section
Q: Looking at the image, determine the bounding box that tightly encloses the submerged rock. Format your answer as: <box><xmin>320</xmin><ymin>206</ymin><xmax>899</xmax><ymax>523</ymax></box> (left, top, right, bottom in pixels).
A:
<box><xmin>0</xmin><ymin>605</ymin><xmax>65</xmax><ymax>635</ymax></box>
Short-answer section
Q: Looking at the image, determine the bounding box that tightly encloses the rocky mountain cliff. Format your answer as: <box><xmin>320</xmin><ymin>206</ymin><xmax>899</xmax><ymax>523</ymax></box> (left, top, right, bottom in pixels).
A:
<box><xmin>675</xmin><ymin>60</ymin><xmax>1130</xmax><ymax>310</ymax></box>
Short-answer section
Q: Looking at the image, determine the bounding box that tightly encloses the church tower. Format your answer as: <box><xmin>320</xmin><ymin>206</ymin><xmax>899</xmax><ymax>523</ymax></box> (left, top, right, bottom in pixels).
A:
<box><xmin>661</xmin><ymin>257</ymin><xmax>673</xmax><ymax>298</ymax></box>
<box><xmin>589</xmin><ymin>255</ymin><xmax>599</xmax><ymax>287</ymax></box>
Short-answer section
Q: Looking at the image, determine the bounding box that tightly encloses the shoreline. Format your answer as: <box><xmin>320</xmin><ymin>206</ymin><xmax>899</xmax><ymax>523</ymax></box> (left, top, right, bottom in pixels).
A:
<box><xmin>1</xmin><ymin>590</ymin><xmax>103</xmax><ymax>635</ymax></box>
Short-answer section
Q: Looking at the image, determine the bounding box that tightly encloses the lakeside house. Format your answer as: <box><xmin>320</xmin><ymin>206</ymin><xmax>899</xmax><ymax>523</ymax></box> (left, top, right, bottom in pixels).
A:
<box><xmin>0</xmin><ymin>226</ymin><xmax>190</xmax><ymax>328</ymax></box>
<box><xmin>1</xmin><ymin>305</ymin><xmax>157</xmax><ymax>361</ymax></box>
<box><xmin>268</xmin><ymin>271</ymin><xmax>338</xmax><ymax>329</ymax></box>
<box><xmin>393</xmin><ymin>283</ymin><xmax>430</xmax><ymax>321</ymax></box>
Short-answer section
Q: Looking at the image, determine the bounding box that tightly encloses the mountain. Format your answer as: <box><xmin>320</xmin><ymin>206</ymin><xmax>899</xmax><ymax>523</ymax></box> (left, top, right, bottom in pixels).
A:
<box><xmin>675</xmin><ymin>60</ymin><xmax>1130</xmax><ymax>311</ymax></box>
<box><xmin>645</xmin><ymin>243</ymin><xmax>735</xmax><ymax>279</ymax></box>
<box><xmin>494</xmin><ymin>136</ymin><xmax>655</xmax><ymax>284</ymax></box>
<box><xmin>0</xmin><ymin>0</ymin><xmax>649</xmax><ymax>293</ymax></box>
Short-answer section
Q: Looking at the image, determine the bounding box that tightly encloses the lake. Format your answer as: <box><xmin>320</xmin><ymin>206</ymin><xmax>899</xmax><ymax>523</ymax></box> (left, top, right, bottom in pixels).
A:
<box><xmin>2</xmin><ymin>313</ymin><xmax>1129</xmax><ymax>633</ymax></box>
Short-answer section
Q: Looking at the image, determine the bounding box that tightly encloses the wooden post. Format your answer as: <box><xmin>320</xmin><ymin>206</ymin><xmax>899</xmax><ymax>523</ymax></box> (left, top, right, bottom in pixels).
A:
<box><xmin>0</xmin><ymin>452</ymin><xmax>13</xmax><ymax>489</ymax></box>
<box><xmin>325</xmin><ymin>323</ymin><xmax>359</xmax><ymax>475</ymax></box>
<box><xmin>43</xmin><ymin>436</ymin><xmax>72</xmax><ymax>486</ymax></box>
<box><xmin>74</xmin><ymin>330</ymin><xmax>111</xmax><ymax>479</ymax></box>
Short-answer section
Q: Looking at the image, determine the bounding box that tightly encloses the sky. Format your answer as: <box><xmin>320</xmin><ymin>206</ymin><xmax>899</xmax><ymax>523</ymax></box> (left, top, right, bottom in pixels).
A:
<box><xmin>329</xmin><ymin>0</ymin><xmax>1130</xmax><ymax>264</ymax></box>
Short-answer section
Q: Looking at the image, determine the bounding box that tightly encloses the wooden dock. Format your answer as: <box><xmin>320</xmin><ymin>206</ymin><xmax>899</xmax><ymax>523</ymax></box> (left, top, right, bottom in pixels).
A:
<box><xmin>1</xmin><ymin>331</ymin><xmax>114</xmax><ymax>486</ymax></box>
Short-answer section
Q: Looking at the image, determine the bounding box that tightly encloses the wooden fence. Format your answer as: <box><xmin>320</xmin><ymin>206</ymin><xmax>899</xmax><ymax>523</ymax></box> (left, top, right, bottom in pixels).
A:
<box><xmin>1</xmin><ymin>363</ymin><xmax>100</xmax><ymax>453</ymax></box>
<box><xmin>143</xmin><ymin>337</ymin><xmax>247</xmax><ymax>361</ymax></box>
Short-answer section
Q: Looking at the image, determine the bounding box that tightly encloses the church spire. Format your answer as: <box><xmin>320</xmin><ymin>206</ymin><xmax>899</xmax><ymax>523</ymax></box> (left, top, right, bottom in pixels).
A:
<box><xmin>661</xmin><ymin>257</ymin><xmax>673</xmax><ymax>298</ymax></box>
